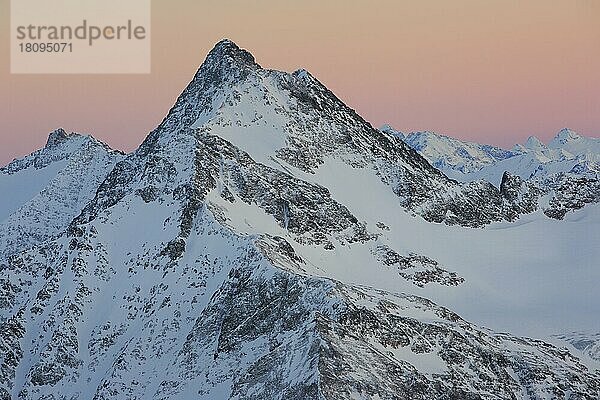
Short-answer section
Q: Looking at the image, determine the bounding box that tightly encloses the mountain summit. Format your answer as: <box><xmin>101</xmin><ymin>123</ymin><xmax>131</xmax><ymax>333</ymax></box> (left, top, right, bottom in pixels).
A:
<box><xmin>1</xmin><ymin>40</ymin><xmax>599</xmax><ymax>399</ymax></box>
<box><xmin>524</xmin><ymin>135</ymin><xmax>545</xmax><ymax>150</ymax></box>
<box><xmin>204</xmin><ymin>39</ymin><xmax>260</xmax><ymax>70</ymax></box>
<box><xmin>549</xmin><ymin>128</ymin><xmax>582</xmax><ymax>147</ymax></box>
<box><xmin>45</xmin><ymin>128</ymin><xmax>72</xmax><ymax>148</ymax></box>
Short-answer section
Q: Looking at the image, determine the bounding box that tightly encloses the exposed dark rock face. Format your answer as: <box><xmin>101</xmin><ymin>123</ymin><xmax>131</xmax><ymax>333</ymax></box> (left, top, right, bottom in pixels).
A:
<box><xmin>543</xmin><ymin>175</ymin><xmax>600</xmax><ymax>219</ymax></box>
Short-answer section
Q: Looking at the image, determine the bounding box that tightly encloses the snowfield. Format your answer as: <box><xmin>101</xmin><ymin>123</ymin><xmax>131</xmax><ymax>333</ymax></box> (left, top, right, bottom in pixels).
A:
<box><xmin>216</xmin><ymin>120</ymin><xmax>600</xmax><ymax>339</ymax></box>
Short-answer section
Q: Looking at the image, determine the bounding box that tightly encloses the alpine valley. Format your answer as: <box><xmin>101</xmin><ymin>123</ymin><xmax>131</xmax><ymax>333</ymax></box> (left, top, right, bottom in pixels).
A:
<box><xmin>1</xmin><ymin>40</ymin><xmax>599</xmax><ymax>399</ymax></box>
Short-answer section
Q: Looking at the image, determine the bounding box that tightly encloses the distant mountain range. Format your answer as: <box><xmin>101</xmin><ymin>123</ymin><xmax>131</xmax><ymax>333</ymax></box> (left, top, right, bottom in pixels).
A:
<box><xmin>381</xmin><ymin>125</ymin><xmax>600</xmax><ymax>220</ymax></box>
<box><xmin>380</xmin><ymin>125</ymin><xmax>599</xmax><ymax>186</ymax></box>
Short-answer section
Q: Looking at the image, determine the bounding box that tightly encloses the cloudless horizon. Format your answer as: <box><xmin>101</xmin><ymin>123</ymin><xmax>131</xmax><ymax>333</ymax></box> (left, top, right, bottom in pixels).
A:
<box><xmin>1</xmin><ymin>0</ymin><xmax>599</xmax><ymax>165</ymax></box>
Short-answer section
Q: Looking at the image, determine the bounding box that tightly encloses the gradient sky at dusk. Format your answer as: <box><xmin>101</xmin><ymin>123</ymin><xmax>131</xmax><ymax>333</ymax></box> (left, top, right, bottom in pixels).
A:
<box><xmin>1</xmin><ymin>0</ymin><xmax>599</xmax><ymax>165</ymax></box>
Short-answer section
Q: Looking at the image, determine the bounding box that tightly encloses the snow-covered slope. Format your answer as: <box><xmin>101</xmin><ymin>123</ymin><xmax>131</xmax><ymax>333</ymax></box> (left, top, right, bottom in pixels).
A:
<box><xmin>555</xmin><ymin>332</ymin><xmax>600</xmax><ymax>364</ymax></box>
<box><xmin>0</xmin><ymin>129</ymin><xmax>123</xmax><ymax>259</ymax></box>
<box><xmin>1</xmin><ymin>40</ymin><xmax>599</xmax><ymax>399</ymax></box>
<box><xmin>548</xmin><ymin>129</ymin><xmax>600</xmax><ymax>160</ymax></box>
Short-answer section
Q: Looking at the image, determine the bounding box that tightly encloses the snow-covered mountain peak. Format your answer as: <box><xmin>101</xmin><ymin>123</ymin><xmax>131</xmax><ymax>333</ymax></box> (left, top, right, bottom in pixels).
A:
<box><xmin>524</xmin><ymin>135</ymin><xmax>546</xmax><ymax>150</ymax></box>
<box><xmin>0</xmin><ymin>130</ymin><xmax>123</xmax><ymax>259</ymax></box>
<box><xmin>202</xmin><ymin>39</ymin><xmax>261</xmax><ymax>75</ymax></box>
<box><xmin>545</xmin><ymin>128</ymin><xmax>600</xmax><ymax>161</ymax></box>
<box><xmin>549</xmin><ymin>128</ymin><xmax>581</xmax><ymax>148</ymax></box>
<box><xmin>42</xmin><ymin>128</ymin><xmax>119</xmax><ymax>156</ymax></box>
<box><xmin>45</xmin><ymin>127</ymin><xmax>76</xmax><ymax>148</ymax></box>
<box><xmin>3</xmin><ymin>42</ymin><xmax>600</xmax><ymax>399</ymax></box>
<box><xmin>138</xmin><ymin>39</ymin><xmax>267</xmax><ymax>151</ymax></box>
<box><xmin>190</xmin><ymin>38</ymin><xmax>262</xmax><ymax>94</ymax></box>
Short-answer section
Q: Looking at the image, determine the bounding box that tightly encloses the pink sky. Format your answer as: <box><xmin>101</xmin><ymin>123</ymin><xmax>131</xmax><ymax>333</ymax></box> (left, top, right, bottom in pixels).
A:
<box><xmin>1</xmin><ymin>0</ymin><xmax>599</xmax><ymax>165</ymax></box>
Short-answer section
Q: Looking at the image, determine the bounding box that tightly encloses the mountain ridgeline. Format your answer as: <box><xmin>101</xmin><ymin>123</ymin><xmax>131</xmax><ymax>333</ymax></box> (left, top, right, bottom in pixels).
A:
<box><xmin>382</xmin><ymin>126</ymin><xmax>600</xmax><ymax>220</ymax></box>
